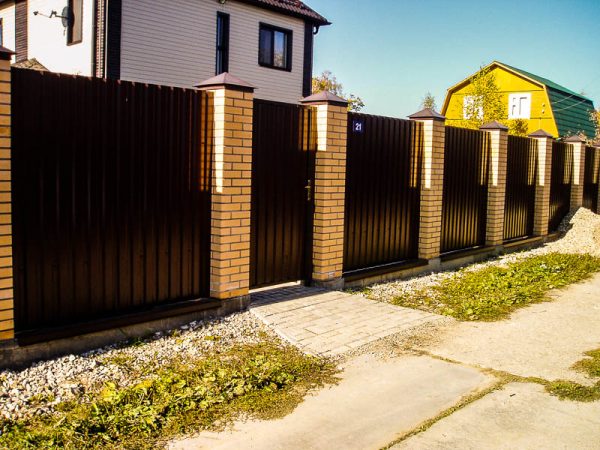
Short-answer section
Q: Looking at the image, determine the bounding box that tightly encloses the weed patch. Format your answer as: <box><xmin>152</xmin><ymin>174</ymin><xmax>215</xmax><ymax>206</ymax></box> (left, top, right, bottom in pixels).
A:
<box><xmin>0</xmin><ymin>341</ymin><xmax>336</xmax><ymax>449</ymax></box>
<box><xmin>545</xmin><ymin>347</ymin><xmax>600</xmax><ymax>402</ymax></box>
<box><xmin>391</xmin><ymin>253</ymin><xmax>600</xmax><ymax>321</ymax></box>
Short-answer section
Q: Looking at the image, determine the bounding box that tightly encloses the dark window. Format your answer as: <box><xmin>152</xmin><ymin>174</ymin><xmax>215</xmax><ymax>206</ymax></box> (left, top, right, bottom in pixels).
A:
<box><xmin>0</xmin><ymin>19</ymin><xmax>3</xmax><ymax>47</ymax></box>
<box><xmin>216</xmin><ymin>12</ymin><xmax>230</xmax><ymax>75</ymax></box>
<box><xmin>67</xmin><ymin>0</ymin><xmax>83</xmax><ymax>45</ymax></box>
<box><xmin>258</xmin><ymin>24</ymin><xmax>292</xmax><ymax>71</ymax></box>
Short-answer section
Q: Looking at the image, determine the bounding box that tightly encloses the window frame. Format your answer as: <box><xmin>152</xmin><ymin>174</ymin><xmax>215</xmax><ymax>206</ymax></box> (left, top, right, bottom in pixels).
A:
<box><xmin>67</xmin><ymin>0</ymin><xmax>83</xmax><ymax>46</ymax></box>
<box><xmin>463</xmin><ymin>95</ymin><xmax>483</xmax><ymax>120</ymax></box>
<box><xmin>0</xmin><ymin>18</ymin><xmax>3</xmax><ymax>48</ymax></box>
<box><xmin>508</xmin><ymin>92</ymin><xmax>532</xmax><ymax>119</ymax></box>
<box><xmin>258</xmin><ymin>23</ymin><xmax>293</xmax><ymax>72</ymax></box>
<box><xmin>215</xmin><ymin>12</ymin><xmax>230</xmax><ymax>75</ymax></box>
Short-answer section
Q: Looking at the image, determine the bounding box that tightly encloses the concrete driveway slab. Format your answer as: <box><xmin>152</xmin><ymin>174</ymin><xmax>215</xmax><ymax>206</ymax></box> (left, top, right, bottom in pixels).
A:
<box><xmin>169</xmin><ymin>354</ymin><xmax>493</xmax><ymax>450</ymax></box>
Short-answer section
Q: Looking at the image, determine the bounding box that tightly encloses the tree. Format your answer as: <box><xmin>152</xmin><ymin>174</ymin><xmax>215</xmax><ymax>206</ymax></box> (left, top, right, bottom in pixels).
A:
<box><xmin>420</xmin><ymin>92</ymin><xmax>437</xmax><ymax>110</ymax></box>
<box><xmin>456</xmin><ymin>66</ymin><xmax>506</xmax><ymax>130</ymax></box>
<box><xmin>591</xmin><ymin>108</ymin><xmax>600</xmax><ymax>140</ymax></box>
<box><xmin>508</xmin><ymin>119</ymin><xmax>529</xmax><ymax>137</ymax></box>
<box><xmin>312</xmin><ymin>70</ymin><xmax>365</xmax><ymax>112</ymax></box>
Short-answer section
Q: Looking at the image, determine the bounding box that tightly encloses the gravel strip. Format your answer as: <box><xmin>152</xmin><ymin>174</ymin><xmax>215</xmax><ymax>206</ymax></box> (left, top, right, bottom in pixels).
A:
<box><xmin>362</xmin><ymin>208</ymin><xmax>600</xmax><ymax>303</ymax></box>
<box><xmin>0</xmin><ymin>312</ymin><xmax>269</xmax><ymax>422</ymax></box>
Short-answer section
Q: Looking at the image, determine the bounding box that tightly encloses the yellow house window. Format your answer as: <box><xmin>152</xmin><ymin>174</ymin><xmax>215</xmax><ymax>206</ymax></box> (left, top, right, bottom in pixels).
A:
<box><xmin>463</xmin><ymin>95</ymin><xmax>483</xmax><ymax>120</ymax></box>
<box><xmin>508</xmin><ymin>93</ymin><xmax>531</xmax><ymax>119</ymax></box>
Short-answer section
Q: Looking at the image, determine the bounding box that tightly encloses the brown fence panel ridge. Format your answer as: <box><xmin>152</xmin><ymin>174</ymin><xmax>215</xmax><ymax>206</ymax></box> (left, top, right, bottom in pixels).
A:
<box><xmin>441</xmin><ymin>127</ymin><xmax>490</xmax><ymax>254</ymax></box>
<box><xmin>343</xmin><ymin>113</ymin><xmax>423</xmax><ymax>275</ymax></box>
<box><xmin>12</xmin><ymin>69</ymin><xmax>213</xmax><ymax>337</ymax></box>
<box><xmin>583</xmin><ymin>146</ymin><xmax>599</xmax><ymax>213</ymax></box>
<box><xmin>549</xmin><ymin>141</ymin><xmax>573</xmax><ymax>231</ymax></box>
<box><xmin>504</xmin><ymin>135</ymin><xmax>537</xmax><ymax>241</ymax></box>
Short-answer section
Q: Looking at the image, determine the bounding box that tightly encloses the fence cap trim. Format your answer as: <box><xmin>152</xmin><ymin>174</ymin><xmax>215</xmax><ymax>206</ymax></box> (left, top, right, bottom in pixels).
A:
<box><xmin>480</xmin><ymin>121</ymin><xmax>508</xmax><ymax>131</ymax></box>
<box><xmin>408</xmin><ymin>108</ymin><xmax>446</xmax><ymax>121</ymax></box>
<box><xmin>528</xmin><ymin>129</ymin><xmax>554</xmax><ymax>139</ymax></box>
<box><xmin>0</xmin><ymin>46</ymin><xmax>14</xmax><ymax>61</ymax></box>
<box><xmin>195</xmin><ymin>72</ymin><xmax>255</xmax><ymax>92</ymax></box>
<box><xmin>300</xmin><ymin>91</ymin><xmax>348</xmax><ymax>107</ymax></box>
<box><xmin>564</xmin><ymin>135</ymin><xmax>586</xmax><ymax>143</ymax></box>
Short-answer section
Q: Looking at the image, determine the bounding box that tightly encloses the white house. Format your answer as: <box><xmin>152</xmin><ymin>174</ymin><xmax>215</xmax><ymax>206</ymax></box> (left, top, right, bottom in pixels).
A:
<box><xmin>0</xmin><ymin>0</ymin><xmax>329</xmax><ymax>103</ymax></box>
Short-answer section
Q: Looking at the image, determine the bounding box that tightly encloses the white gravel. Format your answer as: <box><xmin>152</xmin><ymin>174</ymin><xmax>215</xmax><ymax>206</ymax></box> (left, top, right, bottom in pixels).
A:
<box><xmin>0</xmin><ymin>312</ymin><xmax>269</xmax><ymax>422</ymax></box>
<box><xmin>363</xmin><ymin>208</ymin><xmax>600</xmax><ymax>303</ymax></box>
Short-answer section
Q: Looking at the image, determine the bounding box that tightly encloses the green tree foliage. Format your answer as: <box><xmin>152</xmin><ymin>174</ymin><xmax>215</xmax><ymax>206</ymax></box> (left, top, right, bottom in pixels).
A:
<box><xmin>312</xmin><ymin>70</ymin><xmax>365</xmax><ymax>112</ymax></box>
<box><xmin>420</xmin><ymin>92</ymin><xmax>437</xmax><ymax>110</ymax></box>
<box><xmin>508</xmin><ymin>119</ymin><xmax>529</xmax><ymax>137</ymax></box>
<box><xmin>455</xmin><ymin>66</ymin><xmax>506</xmax><ymax>130</ymax></box>
<box><xmin>591</xmin><ymin>108</ymin><xmax>600</xmax><ymax>140</ymax></box>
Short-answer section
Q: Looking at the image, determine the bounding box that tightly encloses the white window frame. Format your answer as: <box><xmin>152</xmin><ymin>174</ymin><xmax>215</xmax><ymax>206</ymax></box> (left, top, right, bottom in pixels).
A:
<box><xmin>463</xmin><ymin>95</ymin><xmax>483</xmax><ymax>120</ymax></box>
<box><xmin>508</xmin><ymin>93</ymin><xmax>532</xmax><ymax>119</ymax></box>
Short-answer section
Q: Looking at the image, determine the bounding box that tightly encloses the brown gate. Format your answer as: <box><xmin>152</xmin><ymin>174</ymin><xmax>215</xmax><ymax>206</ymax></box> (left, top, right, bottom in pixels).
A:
<box><xmin>583</xmin><ymin>146</ymin><xmax>599</xmax><ymax>213</ymax></box>
<box><xmin>12</xmin><ymin>69</ymin><xmax>213</xmax><ymax>338</ymax></box>
<box><xmin>549</xmin><ymin>141</ymin><xmax>573</xmax><ymax>231</ymax></box>
<box><xmin>250</xmin><ymin>100</ymin><xmax>316</xmax><ymax>288</ymax></box>
<box><xmin>441</xmin><ymin>127</ymin><xmax>490</xmax><ymax>254</ymax></box>
<box><xmin>344</xmin><ymin>113</ymin><xmax>423</xmax><ymax>276</ymax></box>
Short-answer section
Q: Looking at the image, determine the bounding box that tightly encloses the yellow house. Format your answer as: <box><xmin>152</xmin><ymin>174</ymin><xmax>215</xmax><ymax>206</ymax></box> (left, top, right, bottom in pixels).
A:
<box><xmin>441</xmin><ymin>61</ymin><xmax>596</xmax><ymax>138</ymax></box>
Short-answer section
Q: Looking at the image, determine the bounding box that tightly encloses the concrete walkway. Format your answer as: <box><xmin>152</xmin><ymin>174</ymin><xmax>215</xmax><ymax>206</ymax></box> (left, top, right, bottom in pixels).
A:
<box><xmin>248</xmin><ymin>285</ymin><xmax>442</xmax><ymax>356</ymax></box>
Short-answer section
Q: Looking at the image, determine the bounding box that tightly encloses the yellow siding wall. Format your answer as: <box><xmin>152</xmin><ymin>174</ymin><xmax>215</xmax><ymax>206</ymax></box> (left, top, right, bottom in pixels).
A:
<box><xmin>443</xmin><ymin>66</ymin><xmax>558</xmax><ymax>136</ymax></box>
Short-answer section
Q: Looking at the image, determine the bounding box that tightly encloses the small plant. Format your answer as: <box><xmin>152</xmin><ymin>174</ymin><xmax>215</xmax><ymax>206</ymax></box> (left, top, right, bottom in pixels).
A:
<box><xmin>546</xmin><ymin>347</ymin><xmax>600</xmax><ymax>402</ymax></box>
<box><xmin>390</xmin><ymin>253</ymin><xmax>600</xmax><ymax>321</ymax></box>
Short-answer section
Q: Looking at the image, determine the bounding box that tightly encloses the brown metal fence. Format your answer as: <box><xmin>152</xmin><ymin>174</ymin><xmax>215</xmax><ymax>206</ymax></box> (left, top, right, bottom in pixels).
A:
<box><xmin>549</xmin><ymin>141</ymin><xmax>573</xmax><ymax>231</ymax></box>
<box><xmin>583</xmin><ymin>146</ymin><xmax>599</xmax><ymax>213</ymax></box>
<box><xmin>504</xmin><ymin>136</ymin><xmax>537</xmax><ymax>241</ymax></box>
<box><xmin>343</xmin><ymin>114</ymin><xmax>423</xmax><ymax>275</ymax></box>
<box><xmin>12</xmin><ymin>68</ymin><xmax>213</xmax><ymax>337</ymax></box>
<box><xmin>441</xmin><ymin>127</ymin><xmax>490</xmax><ymax>254</ymax></box>
<box><xmin>250</xmin><ymin>100</ymin><xmax>316</xmax><ymax>288</ymax></box>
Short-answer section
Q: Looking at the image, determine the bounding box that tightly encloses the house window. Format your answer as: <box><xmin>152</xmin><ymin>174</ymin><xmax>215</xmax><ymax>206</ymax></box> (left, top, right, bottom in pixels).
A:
<box><xmin>258</xmin><ymin>24</ymin><xmax>292</xmax><ymax>71</ymax></box>
<box><xmin>508</xmin><ymin>93</ymin><xmax>531</xmax><ymax>119</ymax></box>
<box><xmin>463</xmin><ymin>95</ymin><xmax>483</xmax><ymax>120</ymax></box>
<box><xmin>216</xmin><ymin>12</ymin><xmax>230</xmax><ymax>75</ymax></box>
<box><xmin>0</xmin><ymin>19</ymin><xmax>3</xmax><ymax>47</ymax></box>
<box><xmin>67</xmin><ymin>0</ymin><xmax>83</xmax><ymax>45</ymax></box>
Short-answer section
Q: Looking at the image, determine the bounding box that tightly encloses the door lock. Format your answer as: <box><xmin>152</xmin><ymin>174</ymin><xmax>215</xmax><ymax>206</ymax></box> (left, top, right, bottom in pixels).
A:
<box><xmin>305</xmin><ymin>179</ymin><xmax>312</xmax><ymax>201</ymax></box>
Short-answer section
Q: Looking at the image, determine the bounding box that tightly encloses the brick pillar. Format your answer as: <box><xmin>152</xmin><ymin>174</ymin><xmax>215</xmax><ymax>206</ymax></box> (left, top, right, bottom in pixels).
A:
<box><xmin>196</xmin><ymin>73</ymin><xmax>254</xmax><ymax>300</ymax></box>
<box><xmin>0</xmin><ymin>47</ymin><xmax>13</xmax><ymax>344</ymax></box>
<box><xmin>565</xmin><ymin>135</ymin><xmax>586</xmax><ymax>209</ymax></box>
<box><xmin>300</xmin><ymin>91</ymin><xmax>348</xmax><ymax>289</ymax></box>
<box><xmin>480</xmin><ymin>121</ymin><xmax>508</xmax><ymax>246</ymax></box>
<box><xmin>408</xmin><ymin>108</ymin><xmax>446</xmax><ymax>262</ymax></box>
<box><xmin>529</xmin><ymin>129</ymin><xmax>554</xmax><ymax>236</ymax></box>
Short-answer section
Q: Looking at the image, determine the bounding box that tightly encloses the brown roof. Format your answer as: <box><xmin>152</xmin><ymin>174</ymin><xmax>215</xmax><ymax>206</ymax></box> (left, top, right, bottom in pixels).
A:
<box><xmin>12</xmin><ymin>58</ymin><xmax>48</xmax><ymax>71</ymax></box>
<box><xmin>238</xmin><ymin>0</ymin><xmax>329</xmax><ymax>25</ymax></box>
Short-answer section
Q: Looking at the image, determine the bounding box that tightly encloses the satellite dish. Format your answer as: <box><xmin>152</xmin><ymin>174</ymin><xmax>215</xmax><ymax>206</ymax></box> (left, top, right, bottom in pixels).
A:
<box><xmin>61</xmin><ymin>6</ymin><xmax>72</xmax><ymax>28</ymax></box>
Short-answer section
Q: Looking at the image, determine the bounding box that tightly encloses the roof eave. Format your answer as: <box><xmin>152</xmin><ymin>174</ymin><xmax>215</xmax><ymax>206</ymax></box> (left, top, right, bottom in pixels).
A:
<box><xmin>235</xmin><ymin>0</ymin><xmax>330</xmax><ymax>26</ymax></box>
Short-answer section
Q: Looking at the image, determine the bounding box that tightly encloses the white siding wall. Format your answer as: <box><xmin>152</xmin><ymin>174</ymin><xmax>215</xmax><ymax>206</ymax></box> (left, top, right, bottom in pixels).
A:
<box><xmin>27</xmin><ymin>0</ymin><xmax>94</xmax><ymax>75</ymax></box>
<box><xmin>0</xmin><ymin>2</ymin><xmax>16</xmax><ymax>62</ymax></box>
<box><xmin>120</xmin><ymin>0</ymin><xmax>306</xmax><ymax>103</ymax></box>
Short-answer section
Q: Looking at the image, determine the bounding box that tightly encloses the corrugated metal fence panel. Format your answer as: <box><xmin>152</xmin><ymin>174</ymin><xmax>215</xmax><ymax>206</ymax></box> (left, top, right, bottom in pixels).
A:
<box><xmin>12</xmin><ymin>68</ymin><xmax>212</xmax><ymax>333</ymax></box>
<box><xmin>441</xmin><ymin>127</ymin><xmax>490</xmax><ymax>254</ymax></box>
<box><xmin>583</xmin><ymin>146</ymin><xmax>599</xmax><ymax>213</ymax></box>
<box><xmin>504</xmin><ymin>136</ymin><xmax>537</xmax><ymax>241</ymax></box>
<box><xmin>549</xmin><ymin>141</ymin><xmax>573</xmax><ymax>231</ymax></box>
<box><xmin>343</xmin><ymin>114</ymin><xmax>423</xmax><ymax>274</ymax></box>
<box><xmin>250</xmin><ymin>100</ymin><xmax>316</xmax><ymax>288</ymax></box>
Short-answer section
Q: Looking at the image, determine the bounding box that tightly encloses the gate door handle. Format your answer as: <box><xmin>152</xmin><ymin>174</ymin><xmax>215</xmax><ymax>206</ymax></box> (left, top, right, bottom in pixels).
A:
<box><xmin>305</xmin><ymin>179</ymin><xmax>312</xmax><ymax>201</ymax></box>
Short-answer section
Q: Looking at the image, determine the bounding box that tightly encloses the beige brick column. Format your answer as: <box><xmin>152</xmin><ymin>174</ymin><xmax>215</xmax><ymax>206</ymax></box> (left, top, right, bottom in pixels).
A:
<box><xmin>197</xmin><ymin>73</ymin><xmax>254</xmax><ymax>300</ymax></box>
<box><xmin>408</xmin><ymin>108</ymin><xmax>446</xmax><ymax>262</ymax></box>
<box><xmin>0</xmin><ymin>48</ymin><xmax>13</xmax><ymax>343</ymax></box>
<box><xmin>300</xmin><ymin>92</ymin><xmax>348</xmax><ymax>289</ymax></box>
<box><xmin>565</xmin><ymin>135</ymin><xmax>586</xmax><ymax>209</ymax></box>
<box><xmin>529</xmin><ymin>129</ymin><xmax>554</xmax><ymax>236</ymax></box>
<box><xmin>480</xmin><ymin>121</ymin><xmax>508</xmax><ymax>246</ymax></box>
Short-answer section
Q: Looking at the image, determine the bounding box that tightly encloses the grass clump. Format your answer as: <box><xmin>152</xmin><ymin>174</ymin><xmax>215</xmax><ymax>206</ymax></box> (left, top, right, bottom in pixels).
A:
<box><xmin>392</xmin><ymin>253</ymin><xmax>600</xmax><ymax>321</ymax></box>
<box><xmin>546</xmin><ymin>347</ymin><xmax>600</xmax><ymax>402</ymax></box>
<box><xmin>0</xmin><ymin>341</ymin><xmax>336</xmax><ymax>449</ymax></box>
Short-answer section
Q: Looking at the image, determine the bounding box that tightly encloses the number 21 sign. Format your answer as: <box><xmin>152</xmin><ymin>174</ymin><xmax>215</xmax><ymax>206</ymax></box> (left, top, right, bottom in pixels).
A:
<box><xmin>352</xmin><ymin>118</ymin><xmax>364</xmax><ymax>134</ymax></box>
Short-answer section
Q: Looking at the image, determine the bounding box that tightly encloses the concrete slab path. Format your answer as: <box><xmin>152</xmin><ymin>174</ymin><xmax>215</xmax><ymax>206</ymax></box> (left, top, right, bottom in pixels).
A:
<box><xmin>170</xmin><ymin>354</ymin><xmax>494</xmax><ymax>450</ymax></box>
<box><xmin>393</xmin><ymin>382</ymin><xmax>600</xmax><ymax>450</ymax></box>
<box><xmin>249</xmin><ymin>285</ymin><xmax>442</xmax><ymax>356</ymax></box>
<box><xmin>419</xmin><ymin>273</ymin><xmax>600</xmax><ymax>384</ymax></box>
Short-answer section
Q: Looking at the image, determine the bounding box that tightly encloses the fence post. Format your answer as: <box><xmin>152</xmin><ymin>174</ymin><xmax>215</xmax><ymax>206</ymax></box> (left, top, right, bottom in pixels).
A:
<box><xmin>196</xmin><ymin>73</ymin><xmax>254</xmax><ymax>301</ymax></box>
<box><xmin>480</xmin><ymin>121</ymin><xmax>508</xmax><ymax>247</ymax></box>
<box><xmin>408</xmin><ymin>108</ymin><xmax>446</xmax><ymax>265</ymax></box>
<box><xmin>529</xmin><ymin>129</ymin><xmax>554</xmax><ymax>236</ymax></box>
<box><xmin>596</xmin><ymin>146</ymin><xmax>600</xmax><ymax>214</ymax></box>
<box><xmin>565</xmin><ymin>135</ymin><xmax>586</xmax><ymax>210</ymax></box>
<box><xmin>0</xmin><ymin>47</ymin><xmax>13</xmax><ymax>344</ymax></box>
<box><xmin>300</xmin><ymin>92</ymin><xmax>348</xmax><ymax>289</ymax></box>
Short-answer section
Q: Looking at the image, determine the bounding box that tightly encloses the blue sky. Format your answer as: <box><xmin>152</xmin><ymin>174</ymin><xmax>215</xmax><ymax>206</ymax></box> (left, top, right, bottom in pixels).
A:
<box><xmin>307</xmin><ymin>0</ymin><xmax>600</xmax><ymax>118</ymax></box>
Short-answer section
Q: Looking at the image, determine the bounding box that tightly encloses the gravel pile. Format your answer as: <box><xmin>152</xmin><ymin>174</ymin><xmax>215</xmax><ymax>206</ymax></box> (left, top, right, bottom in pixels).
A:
<box><xmin>364</xmin><ymin>208</ymin><xmax>600</xmax><ymax>303</ymax></box>
<box><xmin>0</xmin><ymin>312</ymin><xmax>268</xmax><ymax>422</ymax></box>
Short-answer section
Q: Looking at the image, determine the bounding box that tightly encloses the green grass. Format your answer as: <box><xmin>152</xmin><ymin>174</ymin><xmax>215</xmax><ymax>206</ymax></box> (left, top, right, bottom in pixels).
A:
<box><xmin>545</xmin><ymin>348</ymin><xmax>600</xmax><ymax>402</ymax></box>
<box><xmin>0</xmin><ymin>341</ymin><xmax>337</xmax><ymax>449</ymax></box>
<box><xmin>390</xmin><ymin>253</ymin><xmax>600</xmax><ymax>321</ymax></box>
